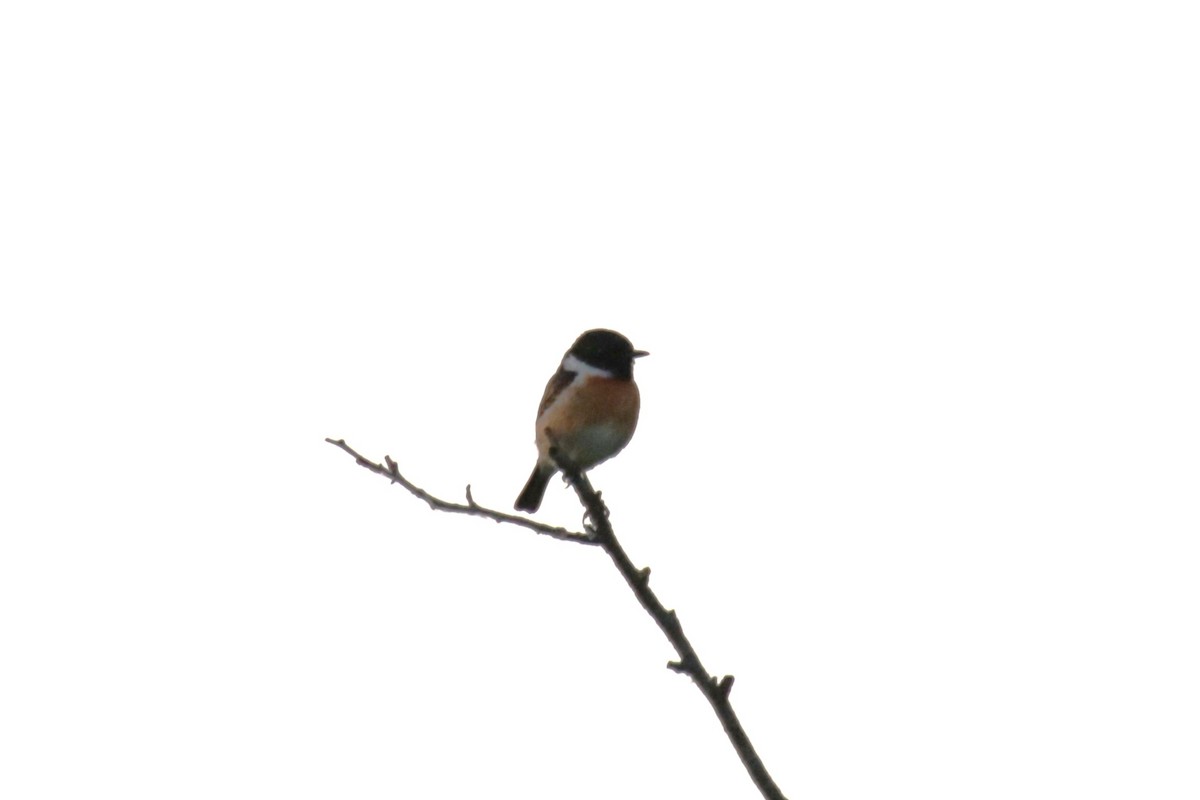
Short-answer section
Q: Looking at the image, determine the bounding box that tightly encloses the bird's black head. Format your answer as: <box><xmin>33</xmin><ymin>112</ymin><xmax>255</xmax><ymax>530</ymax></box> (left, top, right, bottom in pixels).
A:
<box><xmin>566</xmin><ymin>329</ymin><xmax>648</xmax><ymax>380</ymax></box>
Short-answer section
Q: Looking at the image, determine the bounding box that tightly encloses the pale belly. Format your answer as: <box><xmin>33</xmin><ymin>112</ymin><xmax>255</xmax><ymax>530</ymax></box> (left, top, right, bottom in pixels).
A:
<box><xmin>559</xmin><ymin>422</ymin><xmax>635</xmax><ymax>469</ymax></box>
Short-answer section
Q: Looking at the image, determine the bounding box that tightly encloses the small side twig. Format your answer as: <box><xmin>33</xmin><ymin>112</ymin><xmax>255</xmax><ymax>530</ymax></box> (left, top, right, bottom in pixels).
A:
<box><xmin>324</xmin><ymin>438</ymin><xmax>596</xmax><ymax>546</ymax></box>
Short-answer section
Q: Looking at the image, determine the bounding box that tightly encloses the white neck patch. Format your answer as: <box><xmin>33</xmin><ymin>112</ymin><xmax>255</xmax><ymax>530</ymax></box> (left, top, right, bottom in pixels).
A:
<box><xmin>563</xmin><ymin>353</ymin><xmax>615</xmax><ymax>378</ymax></box>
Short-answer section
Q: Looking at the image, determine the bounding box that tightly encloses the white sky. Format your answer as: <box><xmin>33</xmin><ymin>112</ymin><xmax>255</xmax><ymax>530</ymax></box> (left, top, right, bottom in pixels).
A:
<box><xmin>2</xmin><ymin>2</ymin><xmax>1198</xmax><ymax>798</ymax></box>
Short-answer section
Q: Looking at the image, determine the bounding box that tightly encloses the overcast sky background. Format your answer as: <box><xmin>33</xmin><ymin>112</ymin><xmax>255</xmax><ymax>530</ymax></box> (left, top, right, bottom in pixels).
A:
<box><xmin>2</xmin><ymin>2</ymin><xmax>1198</xmax><ymax>798</ymax></box>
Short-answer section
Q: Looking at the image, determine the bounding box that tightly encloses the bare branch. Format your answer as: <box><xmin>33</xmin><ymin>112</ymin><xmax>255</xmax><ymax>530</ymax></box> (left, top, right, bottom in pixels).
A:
<box><xmin>546</xmin><ymin>447</ymin><xmax>788</xmax><ymax>800</ymax></box>
<box><xmin>327</xmin><ymin>436</ymin><xmax>787</xmax><ymax>800</ymax></box>
<box><xmin>324</xmin><ymin>438</ymin><xmax>596</xmax><ymax>546</ymax></box>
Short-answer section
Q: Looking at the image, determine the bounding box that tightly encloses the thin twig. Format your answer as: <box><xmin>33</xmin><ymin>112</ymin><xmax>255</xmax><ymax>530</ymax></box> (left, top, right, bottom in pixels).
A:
<box><xmin>326</xmin><ymin>436</ymin><xmax>787</xmax><ymax>800</ymax></box>
<box><xmin>324</xmin><ymin>438</ymin><xmax>596</xmax><ymax>546</ymax></box>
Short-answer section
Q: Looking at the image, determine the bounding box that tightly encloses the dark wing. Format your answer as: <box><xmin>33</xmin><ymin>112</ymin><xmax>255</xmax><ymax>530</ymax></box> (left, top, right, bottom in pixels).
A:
<box><xmin>537</xmin><ymin>368</ymin><xmax>576</xmax><ymax>418</ymax></box>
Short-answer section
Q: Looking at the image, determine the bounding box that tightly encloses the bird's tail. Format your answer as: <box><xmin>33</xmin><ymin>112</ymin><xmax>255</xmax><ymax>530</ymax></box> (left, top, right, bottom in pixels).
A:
<box><xmin>514</xmin><ymin>463</ymin><xmax>555</xmax><ymax>513</ymax></box>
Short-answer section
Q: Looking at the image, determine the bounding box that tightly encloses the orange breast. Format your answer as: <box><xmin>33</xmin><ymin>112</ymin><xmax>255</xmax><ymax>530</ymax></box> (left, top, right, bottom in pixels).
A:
<box><xmin>535</xmin><ymin>377</ymin><xmax>640</xmax><ymax>469</ymax></box>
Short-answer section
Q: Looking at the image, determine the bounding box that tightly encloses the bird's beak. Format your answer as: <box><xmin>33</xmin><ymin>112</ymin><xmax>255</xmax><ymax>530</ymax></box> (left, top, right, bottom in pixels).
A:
<box><xmin>633</xmin><ymin>350</ymin><xmax>650</xmax><ymax>358</ymax></box>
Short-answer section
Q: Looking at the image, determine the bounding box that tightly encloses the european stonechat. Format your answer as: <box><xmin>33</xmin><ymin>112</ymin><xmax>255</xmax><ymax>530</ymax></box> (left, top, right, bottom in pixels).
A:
<box><xmin>514</xmin><ymin>329</ymin><xmax>648</xmax><ymax>513</ymax></box>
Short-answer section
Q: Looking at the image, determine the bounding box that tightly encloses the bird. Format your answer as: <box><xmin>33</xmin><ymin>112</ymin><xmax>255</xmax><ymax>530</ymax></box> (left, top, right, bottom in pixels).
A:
<box><xmin>514</xmin><ymin>329</ymin><xmax>648</xmax><ymax>513</ymax></box>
